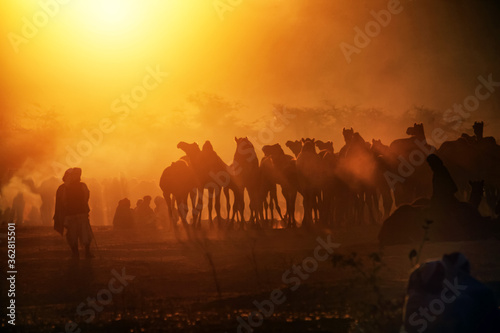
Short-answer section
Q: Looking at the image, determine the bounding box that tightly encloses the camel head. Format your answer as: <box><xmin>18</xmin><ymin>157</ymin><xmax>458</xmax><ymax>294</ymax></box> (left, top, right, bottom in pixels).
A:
<box><xmin>285</xmin><ymin>140</ymin><xmax>302</xmax><ymax>157</ymax></box>
<box><xmin>177</xmin><ymin>141</ymin><xmax>200</xmax><ymax>156</ymax></box>
<box><xmin>406</xmin><ymin>123</ymin><xmax>424</xmax><ymax>137</ymax></box>
<box><xmin>301</xmin><ymin>137</ymin><xmax>315</xmax><ymax>143</ymax></box>
<box><xmin>371</xmin><ymin>139</ymin><xmax>385</xmax><ymax>152</ymax></box>
<box><xmin>300</xmin><ymin>138</ymin><xmax>316</xmax><ymax>154</ymax></box>
<box><xmin>342</xmin><ymin>128</ymin><xmax>354</xmax><ymax>143</ymax></box>
<box><xmin>262</xmin><ymin>143</ymin><xmax>284</xmax><ymax>157</ymax></box>
<box><xmin>315</xmin><ymin>140</ymin><xmax>334</xmax><ymax>153</ymax></box>
<box><xmin>235</xmin><ymin>137</ymin><xmax>254</xmax><ymax>150</ymax></box>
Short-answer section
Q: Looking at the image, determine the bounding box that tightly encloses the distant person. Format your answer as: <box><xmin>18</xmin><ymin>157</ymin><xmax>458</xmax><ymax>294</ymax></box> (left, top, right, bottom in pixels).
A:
<box><xmin>54</xmin><ymin>168</ymin><xmax>94</xmax><ymax>259</ymax></box>
<box><xmin>426</xmin><ymin>154</ymin><xmax>458</xmax><ymax>205</ymax></box>
<box><xmin>153</xmin><ymin>196</ymin><xmax>169</xmax><ymax>229</ymax></box>
<box><xmin>133</xmin><ymin>199</ymin><xmax>143</xmax><ymax>223</ymax></box>
<box><xmin>113</xmin><ymin>198</ymin><xmax>134</xmax><ymax>230</ymax></box>
<box><xmin>135</xmin><ymin>195</ymin><xmax>156</xmax><ymax>228</ymax></box>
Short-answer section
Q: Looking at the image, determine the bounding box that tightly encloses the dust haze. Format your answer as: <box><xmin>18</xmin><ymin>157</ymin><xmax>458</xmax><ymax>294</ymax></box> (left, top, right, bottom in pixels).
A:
<box><xmin>1</xmin><ymin>0</ymin><xmax>499</xmax><ymax>209</ymax></box>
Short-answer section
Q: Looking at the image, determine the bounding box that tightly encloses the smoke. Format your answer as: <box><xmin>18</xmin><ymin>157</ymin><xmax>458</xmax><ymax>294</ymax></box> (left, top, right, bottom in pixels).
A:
<box><xmin>1</xmin><ymin>0</ymin><xmax>499</xmax><ymax>189</ymax></box>
<box><xmin>0</xmin><ymin>176</ymin><xmax>42</xmax><ymax>223</ymax></box>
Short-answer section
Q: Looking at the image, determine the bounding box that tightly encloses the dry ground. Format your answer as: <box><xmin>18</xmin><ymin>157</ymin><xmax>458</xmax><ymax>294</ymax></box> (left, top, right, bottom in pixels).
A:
<box><xmin>1</xmin><ymin>223</ymin><xmax>499</xmax><ymax>333</ymax></box>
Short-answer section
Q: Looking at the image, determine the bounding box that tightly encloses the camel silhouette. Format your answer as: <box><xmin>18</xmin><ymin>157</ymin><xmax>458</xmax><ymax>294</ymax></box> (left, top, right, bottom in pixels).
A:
<box><xmin>296</xmin><ymin>138</ymin><xmax>323</xmax><ymax>227</ymax></box>
<box><xmin>314</xmin><ymin>140</ymin><xmax>338</xmax><ymax>227</ymax></box>
<box><xmin>262</xmin><ymin>143</ymin><xmax>298</xmax><ymax>228</ymax></box>
<box><xmin>387</xmin><ymin>123</ymin><xmax>433</xmax><ymax>206</ymax></box>
<box><xmin>336</xmin><ymin>128</ymin><xmax>379</xmax><ymax>225</ymax></box>
<box><xmin>285</xmin><ymin>140</ymin><xmax>302</xmax><ymax>158</ymax></box>
<box><xmin>232</xmin><ymin>137</ymin><xmax>263</xmax><ymax>228</ymax></box>
<box><xmin>259</xmin><ymin>151</ymin><xmax>284</xmax><ymax>227</ymax></box>
<box><xmin>379</xmin><ymin>153</ymin><xmax>498</xmax><ymax>245</ymax></box>
<box><xmin>159</xmin><ymin>159</ymin><xmax>198</xmax><ymax>230</ymax></box>
<box><xmin>437</xmin><ymin>121</ymin><xmax>500</xmax><ymax>214</ymax></box>
<box><xmin>177</xmin><ymin>141</ymin><xmax>240</xmax><ymax>229</ymax></box>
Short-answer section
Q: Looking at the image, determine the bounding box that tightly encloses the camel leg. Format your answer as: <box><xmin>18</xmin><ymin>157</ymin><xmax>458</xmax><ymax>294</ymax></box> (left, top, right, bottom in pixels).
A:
<box><xmin>269</xmin><ymin>193</ymin><xmax>277</xmax><ymax>228</ymax></box>
<box><xmin>223</xmin><ymin>187</ymin><xmax>231</xmax><ymax>221</ymax></box>
<box><xmin>382</xmin><ymin>189</ymin><xmax>393</xmax><ymax>221</ymax></box>
<box><xmin>237</xmin><ymin>190</ymin><xmax>246</xmax><ymax>230</ymax></box>
<box><xmin>263</xmin><ymin>195</ymin><xmax>269</xmax><ymax>224</ymax></box>
<box><xmin>176</xmin><ymin>195</ymin><xmax>191</xmax><ymax>238</ymax></box>
<box><xmin>313</xmin><ymin>191</ymin><xmax>320</xmax><ymax>224</ymax></box>
<box><xmin>365</xmin><ymin>192</ymin><xmax>377</xmax><ymax>225</ymax></box>
<box><xmin>290</xmin><ymin>190</ymin><xmax>297</xmax><ymax>228</ymax></box>
<box><xmin>215</xmin><ymin>186</ymin><xmax>222</xmax><ymax>228</ymax></box>
<box><xmin>302</xmin><ymin>191</ymin><xmax>313</xmax><ymax>228</ymax></box>
<box><xmin>193</xmin><ymin>187</ymin><xmax>204</xmax><ymax>229</ymax></box>
<box><xmin>271</xmin><ymin>187</ymin><xmax>284</xmax><ymax>220</ymax></box>
<box><xmin>177</xmin><ymin>195</ymin><xmax>189</xmax><ymax>226</ymax></box>
<box><xmin>283</xmin><ymin>188</ymin><xmax>297</xmax><ymax>228</ymax></box>
<box><xmin>163</xmin><ymin>192</ymin><xmax>175</xmax><ymax>230</ymax></box>
<box><xmin>207</xmin><ymin>187</ymin><xmax>215</xmax><ymax>229</ymax></box>
<box><xmin>189</xmin><ymin>188</ymin><xmax>197</xmax><ymax>225</ymax></box>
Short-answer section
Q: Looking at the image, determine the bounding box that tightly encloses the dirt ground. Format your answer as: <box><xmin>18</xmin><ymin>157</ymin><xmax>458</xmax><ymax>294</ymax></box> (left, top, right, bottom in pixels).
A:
<box><xmin>1</xmin><ymin>223</ymin><xmax>500</xmax><ymax>333</ymax></box>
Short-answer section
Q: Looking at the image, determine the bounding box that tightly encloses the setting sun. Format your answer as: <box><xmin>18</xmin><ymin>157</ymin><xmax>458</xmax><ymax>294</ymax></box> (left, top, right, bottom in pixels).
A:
<box><xmin>1</xmin><ymin>1</ymin><xmax>500</xmax><ymax>332</ymax></box>
<box><xmin>79</xmin><ymin>0</ymin><xmax>139</xmax><ymax>33</ymax></box>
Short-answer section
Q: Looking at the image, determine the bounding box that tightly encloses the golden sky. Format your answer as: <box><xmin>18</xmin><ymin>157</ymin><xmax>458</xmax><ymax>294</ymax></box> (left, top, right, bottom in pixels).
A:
<box><xmin>1</xmin><ymin>0</ymin><xmax>499</xmax><ymax>181</ymax></box>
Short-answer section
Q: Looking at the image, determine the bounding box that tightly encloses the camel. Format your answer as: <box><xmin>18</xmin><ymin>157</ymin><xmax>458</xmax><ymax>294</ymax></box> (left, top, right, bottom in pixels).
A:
<box><xmin>437</xmin><ymin>122</ymin><xmax>500</xmax><ymax>214</ymax></box>
<box><xmin>315</xmin><ymin>140</ymin><xmax>334</xmax><ymax>155</ymax></box>
<box><xmin>232</xmin><ymin>137</ymin><xmax>264</xmax><ymax>227</ymax></box>
<box><xmin>296</xmin><ymin>138</ymin><xmax>324</xmax><ymax>227</ymax></box>
<box><xmin>262</xmin><ymin>144</ymin><xmax>298</xmax><ymax>228</ymax></box>
<box><xmin>287</xmin><ymin>139</ymin><xmax>322</xmax><ymax>225</ymax></box>
<box><xmin>159</xmin><ymin>159</ymin><xmax>198</xmax><ymax>229</ymax></box>
<box><xmin>336</xmin><ymin>128</ymin><xmax>380</xmax><ymax>225</ymax></box>
<box><xmin>177</xmin><ymin>141</ymin><xmax>239</xmax><ymax>229</ymax></box>
<box><xmin>370</xmin><ymin>139</ymin><xmax>395</xmax><ymax>220</ymax></box>
<box><xmin>388</xmin><ymin>123</ymin><xmax>433</xmax><ymax>206</ymax></box>
<box><xmin>285</xmin><ymin>140</ymin><xmax>302</xmax><ymax>158</ymax></box>
<box><xmin>379</xmin><ymin>154</ymin><xmax>499</xmax><ymax>245</ymax></box>
<box><xmin>314</xmin><ymin>140</ymin><xmax>337</xmax><ymax>227</ymax></box>
<box><xmin>259</xmin><ymin>153</ymin><xmax>284</xmax><ymax>227</ymax></box>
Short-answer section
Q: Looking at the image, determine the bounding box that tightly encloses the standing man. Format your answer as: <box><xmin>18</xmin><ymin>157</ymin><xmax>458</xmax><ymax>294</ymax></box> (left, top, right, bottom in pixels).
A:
<box><xmin>54</xmin><ymin>168</ymin><xmax>94</xmax><ymax>259</ymax></box>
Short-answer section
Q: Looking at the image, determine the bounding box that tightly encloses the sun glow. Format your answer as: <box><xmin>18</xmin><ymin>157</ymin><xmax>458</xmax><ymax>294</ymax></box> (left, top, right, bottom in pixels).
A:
<box><xmin>79</xmin><ymin>0</ymin><xmax>140</xmax><ymax>34</ymax></box>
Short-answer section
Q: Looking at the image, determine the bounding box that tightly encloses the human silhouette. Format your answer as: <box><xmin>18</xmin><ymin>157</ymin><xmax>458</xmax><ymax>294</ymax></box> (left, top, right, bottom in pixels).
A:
<box><xmin>54</xmin><ymin>168</ymin><xmax>94</xmax><ymax>259</ymax></box>
<box><xmin>426</xmin><ymin>154</ymin><xmax>458</xmax><ymax>205</ymax></box>
<box><xmin>153</xmin><ymin>196</ymin><xmax>169</xmax><ymax>229</ymax></box>
<box><xmin>112</xmin><ymin>198</ymin><xmax>134</xmax><ymax>230</ymax></box>
<box><xmin>135</xmin><ymin>195</ymin><xmax>156</xmax><ymax>228</ymax></box>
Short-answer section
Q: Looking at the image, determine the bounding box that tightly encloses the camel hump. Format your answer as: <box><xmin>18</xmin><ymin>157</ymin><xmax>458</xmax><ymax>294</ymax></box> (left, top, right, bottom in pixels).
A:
<box><xmin>202</xmin><ymin>140</ymin><xmax>214</xmax><ymax>152</ymax></box>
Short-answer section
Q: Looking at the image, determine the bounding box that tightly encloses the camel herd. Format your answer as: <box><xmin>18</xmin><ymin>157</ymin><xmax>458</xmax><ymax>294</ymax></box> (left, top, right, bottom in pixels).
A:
<box><xmin>159</xmin><ymin>121</ymin><xmax>500</xmax><ymax>230</ymax></box>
